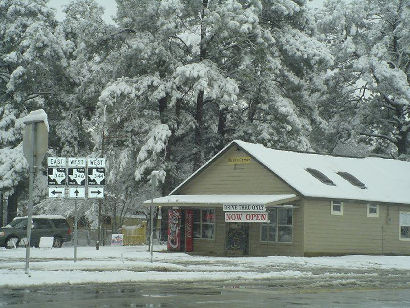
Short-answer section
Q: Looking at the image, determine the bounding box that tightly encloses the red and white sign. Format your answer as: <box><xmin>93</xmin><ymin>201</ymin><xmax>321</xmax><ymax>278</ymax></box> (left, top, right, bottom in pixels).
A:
<box><xmin>167</xmin><ymin>209</ymin><xmax>181</xmax><ymax>251</ymax></box>
<box><xmin>225</xmin><ymin>212</ymin><xmax>268</xmax><ymax>223</ymax></box>
<box><xmin>185</xmin><ymin>209</ymin><xmax>193</xmax><ymax>252</ymax></box>
<box><xmin>111</xmin><ymin>234</ymin><xmax>123</xmax><ymax>246</ymax></box>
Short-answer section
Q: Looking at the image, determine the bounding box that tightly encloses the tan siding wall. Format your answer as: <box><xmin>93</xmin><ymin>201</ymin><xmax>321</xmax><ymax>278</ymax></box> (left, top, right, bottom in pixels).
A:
<box><xmin>179</xmin><ymin>147</ymin><xmax>296</xmax><ymax>195</ymax></box>
<box><xmin>304</xmin><ymin>199</ymin><xmax>410</xmax><ymax>255</ymax></box>
<box><xmin>248</xmin><ymin>201</ymin><xmax>304</xmax><ymax>256</ymax></box>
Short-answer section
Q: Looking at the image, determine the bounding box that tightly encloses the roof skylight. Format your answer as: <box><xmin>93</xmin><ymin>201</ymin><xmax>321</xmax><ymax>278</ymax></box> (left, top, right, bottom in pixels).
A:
<box><xmin>305</xmin><ymin>168</ymin><xmax>336</xmax><ymax>186</ymax></box>
<box><xmin>337</xmin><ymin>171</ymin><xmax>367</xmax><ymax>189</ymax></box>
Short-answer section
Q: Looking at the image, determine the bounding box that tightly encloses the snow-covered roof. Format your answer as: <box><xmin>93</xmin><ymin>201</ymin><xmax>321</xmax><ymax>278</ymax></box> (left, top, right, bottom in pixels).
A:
<box><xmin>145</xmin><ymin>194</ymin><xmax>298</xmax><ymax>206</ymax></box>
<box><xmin>172</xmin><ymin>140</ymin><xmax>410</xmax><ymax>205</ymax></box>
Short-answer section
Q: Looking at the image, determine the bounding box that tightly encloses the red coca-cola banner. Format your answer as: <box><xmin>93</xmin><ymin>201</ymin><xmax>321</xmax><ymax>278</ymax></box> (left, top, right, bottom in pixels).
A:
<box><xmin>167</xmin><ymin>209</ymin><xmax>181</xmax><ymax>251</ymax></box>
<box><xmin>185</xmin><ymin>209</ymin><xmax>193</xmax><ymax>252</ymax></box>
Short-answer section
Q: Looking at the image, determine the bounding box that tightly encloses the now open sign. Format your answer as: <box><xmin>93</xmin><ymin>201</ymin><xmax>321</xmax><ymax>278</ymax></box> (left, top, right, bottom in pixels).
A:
<box><xmin>225</xmin><ymin>212</ymin><xmax>268</xmax><ymax>223</ymax></box>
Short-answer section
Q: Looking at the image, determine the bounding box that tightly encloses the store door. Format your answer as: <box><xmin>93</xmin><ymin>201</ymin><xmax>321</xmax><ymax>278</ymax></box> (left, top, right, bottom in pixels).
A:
<box><xmin>225</xmin><ymin>223</ymin><xmax>249</xmax><ymax>256</ymax></box>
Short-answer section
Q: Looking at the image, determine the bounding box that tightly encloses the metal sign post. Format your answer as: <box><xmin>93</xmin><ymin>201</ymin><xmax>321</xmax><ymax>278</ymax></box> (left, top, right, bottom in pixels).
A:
<box><xmin>67</xmin><ymin>158</ymin><xmax>86</xmax><ymax>262</ymax></box>
<box><xmin>25</xmin><ymin>123</ymin><xmax>35</xmax><ymax>275</ymax></box>
<box><xmin>22</xmin><ymin>110</ymin><xmax>48</xmax><ymax>276</ymax></box>
<box><xmin>74</xmin><ymin>199</ymin><xmax>78</xmax><ymax>262</ymax></box>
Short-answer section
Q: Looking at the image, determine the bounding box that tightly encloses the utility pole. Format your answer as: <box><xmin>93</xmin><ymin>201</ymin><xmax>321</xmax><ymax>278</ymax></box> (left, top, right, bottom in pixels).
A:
<box><xmin>150</xmin><ymin>171</ymin><xmax>158</xmax><ymax>263</ymax></box>
<box><xmin>97</xmin><ymin>106</ymin><xmax>106</xmax><ymax>250</ymax></box>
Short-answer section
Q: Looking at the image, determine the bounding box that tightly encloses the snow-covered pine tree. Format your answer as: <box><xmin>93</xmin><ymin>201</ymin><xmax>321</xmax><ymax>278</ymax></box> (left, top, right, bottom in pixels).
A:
<box><xmin>56</xmin><ymin>0</ymin><xmax>115</xmax><ymax>156</ymax></box>
<box><xmin>228</xmin><ymin>0</ymin><xmax>333</xmax><ymax>152</ymax></box>
<box><xmin>316</xmin><ymin>0</ymin><xmax>409</xmax><ymax>159</ymax></box>
<box><xmin>0</xmin><ymin>0</ymin><xmax>66</xmax><ymax>220</ymax></box>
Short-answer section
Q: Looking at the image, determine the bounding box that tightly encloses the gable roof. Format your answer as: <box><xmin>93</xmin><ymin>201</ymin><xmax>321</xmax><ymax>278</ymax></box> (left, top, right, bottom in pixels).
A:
<box><xmin>172</xmin><ymin>140</ymin><xmax>410</xmax><ymax>205</ymax></box>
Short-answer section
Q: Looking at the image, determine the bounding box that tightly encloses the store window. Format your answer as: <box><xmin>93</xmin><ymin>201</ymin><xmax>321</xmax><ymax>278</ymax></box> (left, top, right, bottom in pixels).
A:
<box><xmin>193</xmin><ymin>209</ymin><xmax>215</xmax><ymax>239</ymax></box>
<box><xmin>331</xmin><ymin>200</ymin><xmax>343</xmax><ymax>215</ymax></box>
<box><xmin>367</xmin><ymin>204</ymin><xmax>379</xmax><ymax>217</ymax></box>
<box><xmin>400</xmin><ymin>212</ymin><xmax>410</xmax><ymax>240</ymax></box>
<box><xmin>261</xmin><ymin>208</ymin><xmax>293</xmax><ymax>243</ymax></box>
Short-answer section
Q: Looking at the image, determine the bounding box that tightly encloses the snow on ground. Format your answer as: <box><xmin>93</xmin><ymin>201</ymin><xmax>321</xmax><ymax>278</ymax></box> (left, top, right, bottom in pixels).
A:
<box><xmin>1</xmin><ymin>245</ymin><xmax>410</xmax><ymax>287</ymax></box>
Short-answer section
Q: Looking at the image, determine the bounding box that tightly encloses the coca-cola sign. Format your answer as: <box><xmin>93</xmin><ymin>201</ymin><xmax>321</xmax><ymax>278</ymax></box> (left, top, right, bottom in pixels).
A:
<box><xmin>185</xmin><ymin>209</ymin><xmax>193</xmax><ymax>252</ymax></box>
<box><xmin>167</xmin><ymin>209</ymin><xmax>181</xmax><ymax>251</ymax></box>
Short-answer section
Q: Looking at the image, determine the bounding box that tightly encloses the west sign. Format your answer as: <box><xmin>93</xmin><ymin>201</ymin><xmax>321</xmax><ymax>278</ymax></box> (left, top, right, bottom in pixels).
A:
<box><xmin>225</xmin><ymin>212</ymin><xmax>268</xmax><ymax>223</ymax></box>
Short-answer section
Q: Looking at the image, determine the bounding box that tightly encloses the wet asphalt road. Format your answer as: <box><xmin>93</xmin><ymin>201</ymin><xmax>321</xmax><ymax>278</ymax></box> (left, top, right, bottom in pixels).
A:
<box><xmin>1</xmin><ymin>281</ymin><xmax>410</xmax><ymax>308</ymax></box>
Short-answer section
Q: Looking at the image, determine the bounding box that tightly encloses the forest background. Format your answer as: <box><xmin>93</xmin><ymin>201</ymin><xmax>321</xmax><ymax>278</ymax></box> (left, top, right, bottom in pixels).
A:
<box><xmin>0</xmin><ymin>0</ymin><xmax>409</xmax><ymax>231</ymax></box>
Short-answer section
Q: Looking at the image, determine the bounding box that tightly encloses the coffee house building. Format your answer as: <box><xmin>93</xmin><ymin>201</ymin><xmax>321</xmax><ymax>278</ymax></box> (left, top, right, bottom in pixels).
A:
<box><xmin>146</xmin><ymin>140</ymin><xmax>410</xmax><ymax>256</ymax></box>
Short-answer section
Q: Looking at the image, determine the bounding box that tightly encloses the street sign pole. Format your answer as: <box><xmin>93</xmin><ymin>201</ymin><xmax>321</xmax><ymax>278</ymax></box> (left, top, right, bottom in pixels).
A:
<box><xmin>22</xmin><ymin>110</ymin><xmax>48</xmax><ymax>276</ymax></box>
<box><xmin>25</xmin><ymin>122</ymin><xmax>36</xmax><ymax>276</ymax></box>
<box><xmin>74</xmin><ymin>199</ymin><xmax>78</xmax><ymax>262</ymax></box>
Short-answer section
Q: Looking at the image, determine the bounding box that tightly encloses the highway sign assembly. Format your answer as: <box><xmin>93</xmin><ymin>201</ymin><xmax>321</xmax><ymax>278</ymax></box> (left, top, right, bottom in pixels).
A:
<box><xmin>47</xmin><ymin>157</ymin><xmax>105</xmax><ymax>199</ymax></box>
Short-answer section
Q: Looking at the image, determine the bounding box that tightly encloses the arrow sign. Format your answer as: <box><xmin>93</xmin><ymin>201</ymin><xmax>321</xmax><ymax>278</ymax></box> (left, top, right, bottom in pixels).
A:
<box><xmin>48</xmin><ymin>187</ymin><xmax>65</xmax><ymax>198</ymax></box>
<box><xmin>69</xmin><ymin>187</ymin><xmax>85</xmax><ymax>198</ymax></box>
<box><xmin>87</xmin><ymin>168</ymin><xmax>105</xmax><ymax>185</ymax></box>
<box><xmin>88</xmin><ymin>187</ymin><xmax>104</xmax><ymax>199</ymax></box>
<box><xmin>48</xmin><ymin>167</ymin><xmax>67</xmax><ymax>186</ymax></box>
<box><xmin>68</xmin><ymin>168</ymin><xmax>86</xmax><ymax>186</ymax></box>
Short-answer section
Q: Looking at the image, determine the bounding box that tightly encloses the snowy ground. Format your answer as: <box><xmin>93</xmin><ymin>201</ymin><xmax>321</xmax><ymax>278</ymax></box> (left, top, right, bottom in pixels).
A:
<box><xmin>2</xmin><ymin>245</ymin><xmax>410</xmax><ymax>288</ymax></box>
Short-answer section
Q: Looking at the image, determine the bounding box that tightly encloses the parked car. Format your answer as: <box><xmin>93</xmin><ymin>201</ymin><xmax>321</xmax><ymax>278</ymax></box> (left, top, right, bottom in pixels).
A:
<box><xmin>0</xmin><ymin>215</ymin><xmax>72</xmax><ymax>248</ymax></box>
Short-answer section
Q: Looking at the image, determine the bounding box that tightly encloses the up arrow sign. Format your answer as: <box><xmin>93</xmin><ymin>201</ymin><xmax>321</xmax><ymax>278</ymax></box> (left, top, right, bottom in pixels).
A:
<box><xmin>69</xmin><ymin>187</ymin><xmax>85</xmax><ymax>198</ymax></box>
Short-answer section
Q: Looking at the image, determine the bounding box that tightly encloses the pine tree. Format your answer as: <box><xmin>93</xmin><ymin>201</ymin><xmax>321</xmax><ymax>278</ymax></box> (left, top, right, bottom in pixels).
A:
<box><xmin>0</xmin><ymin>0</ymin><xmax>66</xmax><ymax>219</ymax></box>
<box><xmin>316</xmin><ymin>0</ymin><xmax>409</xmax><ymax>158</ymax></box>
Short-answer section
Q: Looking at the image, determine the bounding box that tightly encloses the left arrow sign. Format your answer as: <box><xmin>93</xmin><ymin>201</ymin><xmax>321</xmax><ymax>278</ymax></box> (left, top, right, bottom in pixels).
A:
<box><xmin>48</xmin><ymin>187</ymin><xmax>65</xmax><ymax>198</ymax></box>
